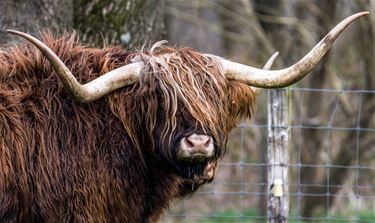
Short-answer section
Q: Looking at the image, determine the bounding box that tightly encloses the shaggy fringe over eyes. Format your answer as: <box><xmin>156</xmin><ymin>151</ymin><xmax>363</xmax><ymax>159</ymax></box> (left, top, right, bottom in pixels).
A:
<box><xmin>141</xmin><ymin>44</ymin><xmax>229</xmax><ymax>149</ymax></box>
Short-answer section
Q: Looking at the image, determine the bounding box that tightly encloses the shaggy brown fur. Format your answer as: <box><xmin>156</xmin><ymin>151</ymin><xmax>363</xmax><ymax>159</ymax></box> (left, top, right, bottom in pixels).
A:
<box><xmin>0</xmin><ymin>32</ymin><xmax>255</xmax><ymax>222</ymax></box>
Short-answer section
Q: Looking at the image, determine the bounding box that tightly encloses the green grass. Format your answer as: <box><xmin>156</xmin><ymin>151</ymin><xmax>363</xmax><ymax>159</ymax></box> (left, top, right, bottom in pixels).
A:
<box><xmin>197</xmin><ymin>209</ymin><xmax>259</xmax><ymax>223</ymax></box>
<box><xmin>191</xmin><ymin>209</ymin><xmax>375</xmax><ymax>223</ymax></box>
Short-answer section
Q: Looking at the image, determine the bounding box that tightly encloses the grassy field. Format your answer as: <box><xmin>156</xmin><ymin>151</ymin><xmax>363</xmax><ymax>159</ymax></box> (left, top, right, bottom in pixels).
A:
<box><xmin>181</xmin><ymin>209</ymin><xmax>375</xmax><ymax>223</ymax></box>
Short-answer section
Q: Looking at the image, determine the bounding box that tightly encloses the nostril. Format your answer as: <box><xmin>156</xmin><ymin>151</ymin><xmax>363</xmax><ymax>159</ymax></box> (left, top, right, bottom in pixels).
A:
<box><xmin>184</xmin><ymin>138</ymin><xmax>195</xmax><ymax>148</ymax></box>
<box><xmin>204</xmin><ymin>138</ymin><xmax>211</xmax><ymax>147</ymax></box>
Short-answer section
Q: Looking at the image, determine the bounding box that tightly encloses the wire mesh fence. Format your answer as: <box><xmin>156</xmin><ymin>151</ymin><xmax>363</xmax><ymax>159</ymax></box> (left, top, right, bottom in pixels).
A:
<box><xmin>162</xmin><ymin>87</ymin><xmax>375</xmax><ymax>222</ymax></box>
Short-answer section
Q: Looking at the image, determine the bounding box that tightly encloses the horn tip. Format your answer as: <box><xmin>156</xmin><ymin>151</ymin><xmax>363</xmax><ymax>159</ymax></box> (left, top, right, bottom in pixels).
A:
<box><xmin>356</xmin><ymin>11</ymin><xmax>370</xmax><ymax>17</ymax></box>
<box><xmin>6</xmin><ymin>29</ymin><xmax>17</xmax><ymax>33</ymax></box>
<box><xmin>6</xmin><ymin>29</ymin><xmax>24</xmax><ymax>36</ymax></box>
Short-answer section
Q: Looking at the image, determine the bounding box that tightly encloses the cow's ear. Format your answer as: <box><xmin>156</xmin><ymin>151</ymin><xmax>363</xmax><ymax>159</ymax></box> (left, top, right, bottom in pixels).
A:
<box><xmin>227</xmin><ymin>81</ymin><xmax>256</xmax><ymax>129</ymax></box>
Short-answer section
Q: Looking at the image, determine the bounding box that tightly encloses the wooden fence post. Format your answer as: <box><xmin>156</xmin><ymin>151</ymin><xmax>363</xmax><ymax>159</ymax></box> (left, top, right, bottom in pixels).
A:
<box><xmin>267</xmin><ymin>88</ymin><xmax>291</xmax><ymax>223</ymax></box>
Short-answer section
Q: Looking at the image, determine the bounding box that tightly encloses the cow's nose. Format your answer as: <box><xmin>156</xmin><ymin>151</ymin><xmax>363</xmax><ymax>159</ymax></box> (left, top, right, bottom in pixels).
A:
<box><xmin>185</xmin><ymin>134</ymin><xmax>211</xmax><ymax>151</ymax></box>
<box><xmin>176</xmin><ymin>134</ymin><xmax>215</xmax><ymax>162</ymax></box>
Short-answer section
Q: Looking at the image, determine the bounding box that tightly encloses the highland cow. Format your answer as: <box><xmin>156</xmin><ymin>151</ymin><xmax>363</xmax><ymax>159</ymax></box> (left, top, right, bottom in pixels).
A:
<box><xmin>0</xmin><ymin>12</ymin><xmax>368</xmax><ymax>222</ymax></box>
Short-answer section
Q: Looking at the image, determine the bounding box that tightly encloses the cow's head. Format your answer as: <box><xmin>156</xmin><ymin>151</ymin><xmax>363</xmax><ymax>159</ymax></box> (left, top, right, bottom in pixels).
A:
<box><xmin>7</xmin><ymin>12</ymin><xmax>368</xmax><ymax>184</ymax></box>
<box><xmin>121</xmin><ymin>46</ymin><xmax>258</xmax><ymax>183</ymax></box>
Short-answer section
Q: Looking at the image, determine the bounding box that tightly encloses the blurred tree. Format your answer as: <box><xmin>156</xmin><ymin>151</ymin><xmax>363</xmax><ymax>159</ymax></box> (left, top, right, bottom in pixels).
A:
<box><xmin>74</xmin><ymin>0</ymin><xmax>164</xmax><ymax>48</ymax></box>
<box><xmin>0</xmin><ymin>0</ymin><xmax>164</xmax><ymax>48</ymax></box>
<box><xmin>0</xmin><ymin>0</ymin><xmax>73</xmax><ymax>43</ymax></box>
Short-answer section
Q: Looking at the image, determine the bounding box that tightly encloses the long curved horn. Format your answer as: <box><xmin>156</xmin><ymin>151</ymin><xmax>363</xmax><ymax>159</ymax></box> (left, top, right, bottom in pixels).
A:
<box><xmin>219</xmin><ymin>11</ymin><xmax>369</xmax><ymax>88</ymax></box>
<box><xmin>7</xmin><ymin>30</ymin><xmax>143</xmax><ymax>103</ymax></box>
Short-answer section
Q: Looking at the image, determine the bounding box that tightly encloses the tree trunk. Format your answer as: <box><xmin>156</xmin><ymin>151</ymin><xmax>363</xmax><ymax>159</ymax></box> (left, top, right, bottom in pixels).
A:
<box><xmin>0</xmin><ymin>0</ymin><xmax>164</xmax><ymax>48</ymax></box>
<box><xmin>0</xmin><ymin>0</ymin><xmax>73</xmax><ymax>43</ymax></box>
<box><xmin>73</xmin><ymin>0</ymin><xmax>164</xmax><ymax>48</ymax></box>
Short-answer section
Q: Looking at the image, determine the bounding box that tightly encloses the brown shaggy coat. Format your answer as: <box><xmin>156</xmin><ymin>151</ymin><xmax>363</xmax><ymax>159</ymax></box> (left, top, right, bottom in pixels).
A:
<box><xmin>0</xmin><ymin>33</ymin><xmax>255</xmax><ymax>222</ymax></box>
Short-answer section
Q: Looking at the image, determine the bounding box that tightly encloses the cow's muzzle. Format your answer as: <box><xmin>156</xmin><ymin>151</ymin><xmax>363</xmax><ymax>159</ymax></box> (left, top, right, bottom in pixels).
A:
<box><xmin>176</xmin><ymin>133</ymin><xmax>215</xmax><ymax>162</ymax></box>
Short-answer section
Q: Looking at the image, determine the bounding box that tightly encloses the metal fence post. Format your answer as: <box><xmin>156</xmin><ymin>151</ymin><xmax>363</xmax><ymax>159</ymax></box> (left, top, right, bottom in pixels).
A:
<box><xmin>267</xmin><ymin>88</ymin><xmax>291</xmax><ymax>223</ymax></box>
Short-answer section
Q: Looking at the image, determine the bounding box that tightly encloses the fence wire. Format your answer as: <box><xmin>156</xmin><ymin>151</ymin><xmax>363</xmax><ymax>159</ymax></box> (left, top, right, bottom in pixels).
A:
<box><xmin>163</xmin><ymin>87</ymin><xmax>375</xmax><ymax>223</ymax></box>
